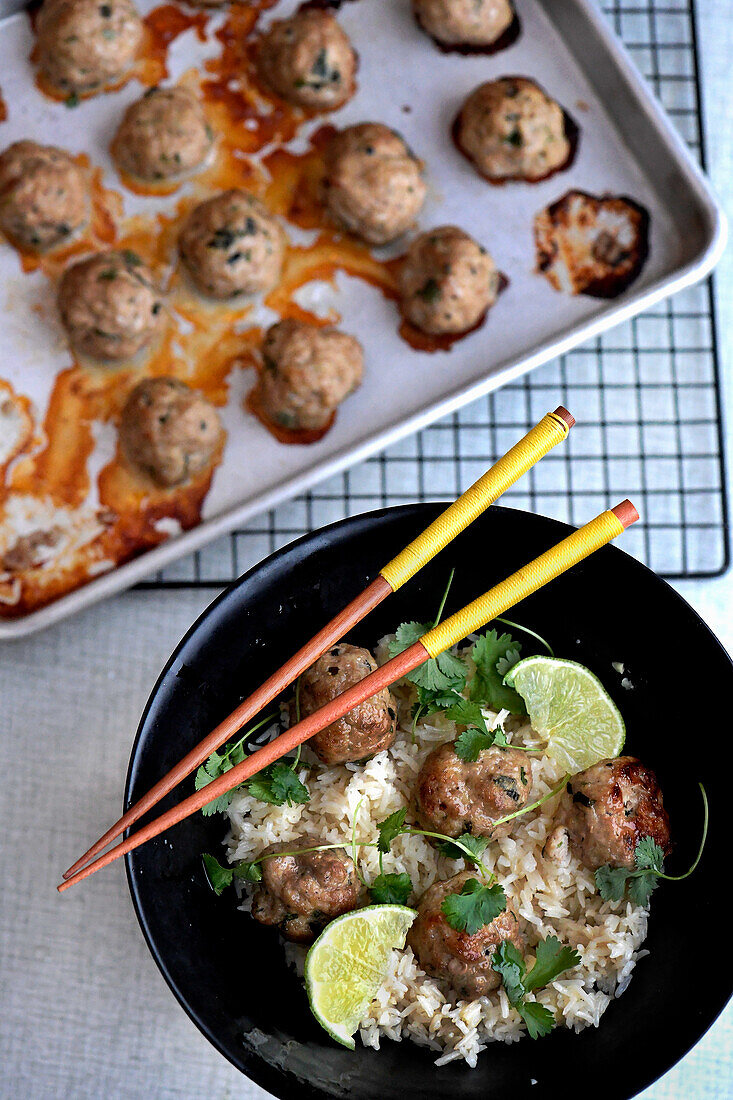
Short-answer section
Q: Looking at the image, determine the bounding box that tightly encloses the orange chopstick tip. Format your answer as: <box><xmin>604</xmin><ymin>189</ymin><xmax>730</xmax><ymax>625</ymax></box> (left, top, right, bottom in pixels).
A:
<box><xmin>611</xmin><ymin>499</ymin><xmax>640</xmax><ymax>529</ymax></box>
<box><xmin>552</xmin><ymin>405</ymin><xmax>575</xmax><ymax>430</ymax></box>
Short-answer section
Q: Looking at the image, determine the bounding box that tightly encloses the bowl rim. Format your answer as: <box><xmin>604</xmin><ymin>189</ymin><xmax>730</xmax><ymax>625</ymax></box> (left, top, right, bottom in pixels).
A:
<box><xmin>124</xmin><ymin>502</ymin><xmax>733</xmax><ymax>1096</ymax></box>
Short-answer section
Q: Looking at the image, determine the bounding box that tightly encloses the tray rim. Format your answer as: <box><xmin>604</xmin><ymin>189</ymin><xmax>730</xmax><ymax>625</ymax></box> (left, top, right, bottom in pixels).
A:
<box><xmin>0</xmin><ymin>0</ymin><xmax>727</xmax><ymax>639</ymax></box>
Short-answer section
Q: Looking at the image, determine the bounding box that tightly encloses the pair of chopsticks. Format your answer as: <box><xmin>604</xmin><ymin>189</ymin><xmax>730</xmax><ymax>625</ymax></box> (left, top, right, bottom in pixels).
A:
<box><xmin>59</xmin><ymin>406</ymin><xmax>638</xmax><ymax>892</ymax></box>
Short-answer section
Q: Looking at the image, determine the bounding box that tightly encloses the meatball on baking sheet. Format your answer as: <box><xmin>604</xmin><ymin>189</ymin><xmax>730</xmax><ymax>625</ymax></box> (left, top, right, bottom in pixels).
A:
<box><xmin>0</xmin><ymin>0</ymin><xmax>722</xmax><ymax>632</ymax></box>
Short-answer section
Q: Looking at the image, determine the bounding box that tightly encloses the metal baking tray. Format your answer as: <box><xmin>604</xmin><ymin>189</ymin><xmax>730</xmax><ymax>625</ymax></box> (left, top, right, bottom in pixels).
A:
<box><xmin>0</xmin><ymin>0</ymin><xmax>725</xmax><ymax>638</ymax></box>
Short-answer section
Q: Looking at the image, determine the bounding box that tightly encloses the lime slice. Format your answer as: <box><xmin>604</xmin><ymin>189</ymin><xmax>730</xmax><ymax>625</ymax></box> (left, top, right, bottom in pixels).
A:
<box><xmin>305</xmin><ymin>904</ymin><xmax>416</xmax><ymax>1049</ymax></box>
<box><xmin>506</xmin><ymin>656</ymin><xmax>625</xmax><ymax>773</ymax></box>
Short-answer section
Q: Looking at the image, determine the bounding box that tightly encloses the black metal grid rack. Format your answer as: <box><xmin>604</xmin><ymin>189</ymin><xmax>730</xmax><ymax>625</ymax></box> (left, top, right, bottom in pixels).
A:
<box><xmin>140</xmin><ymin>0</ymin><xmax>728</xmax><ymax>590</ymax></box>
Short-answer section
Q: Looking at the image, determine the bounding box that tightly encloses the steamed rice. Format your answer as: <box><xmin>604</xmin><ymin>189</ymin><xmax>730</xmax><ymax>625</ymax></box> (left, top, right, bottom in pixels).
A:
<box><xmin>223</xmin><ymin>639</ymin><xmax>649</xmax><ymax>1067</ymax></box>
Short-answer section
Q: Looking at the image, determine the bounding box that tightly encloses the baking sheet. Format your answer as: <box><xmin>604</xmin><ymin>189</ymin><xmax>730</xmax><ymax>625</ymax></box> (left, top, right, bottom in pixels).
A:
<box><xmin>0</xmin><ymin>0</ymin><xmax>725</xmax><ymax>636</ymax></box>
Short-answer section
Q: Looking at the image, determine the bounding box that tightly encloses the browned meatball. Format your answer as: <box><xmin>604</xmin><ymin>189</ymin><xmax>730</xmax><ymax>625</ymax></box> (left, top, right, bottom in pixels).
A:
<box><xmin>456</xmin><ymin>77</ymin><xmax>570</xmax><ymax>183</ymax></box>
<box><xmin>57</xmin><ymin>250</ymin><xmax>162</xmax><ymax>361</ymax></box>
<box><xmin>298</xmin><ymin>642</ymin><xmax>397</xmax><ymax>766</ymax></box>
<box><xmin>257</xmin><ymin>9</ymin><xmax>357</xmax><ymax>111</ymax></box>
<box><xmin>407</xmin><ymin>871</ymin><xmax>523</xmax><ymax>997</ymax></box>
<box><xmin>179</xmin><ymin>189</ymin><xmax>285</xmax><ymax>299</ymax></box>
<box><xmin>251</xmin><ymin>843</ymin><xmax>360</xmax><ymax>943</ymax></box>
<box><xmin>113</xmin><ymin>86</ymin><xmax>214</xmax><ymax>183</ymax></box>
<box><xmin>323</xmin><ymin>124</ymin><xmax>426</xmax><ymax>246</ymax></box>
<box><xmin>119</xmin><ymin>377</ymin><xmax>222</xmax><ymax>487</ymax></box>
<box><xmin>400</xmin><ymin>226</ymin><xmax>500</xmax><ymax>335</ymax></box>
<box><xmin>534</xmin><ymin>190</ymin><xmax>649</xmax><ymax>298</ymax></box>
<box><xmin>256</xmin><ymin>319</ymin><xmax>363</xmax><ymax>432</ymax></box>
<box><xmin>413</xmin><ymin>0</ymin><xmax>516</xmax><ymax>48</ymax></box>
<box><xmin>416</xmin><ymin>741</ymin><xmax>532</xmax><ymax>840</ymax></box>
<box><xmin>0</xmin><ymin>141</ymin><xmax>88</xmax><ymax>252</ymax></box>
<box><xmin>36</xmin><ymin>0</ymin><xmax>143</xmax><ymax>95</ymax></box>
<box><xmin>561</xmin><ymin>756</ymin><xmax>671</xmax><ymax>871</ymax></box>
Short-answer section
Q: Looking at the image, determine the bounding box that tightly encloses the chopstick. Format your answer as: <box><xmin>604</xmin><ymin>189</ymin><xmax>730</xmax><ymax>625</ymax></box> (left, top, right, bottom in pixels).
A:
<box><xmin>62</xmin><ymin>406</ymin><xmax>573</xmax><ymax>881</ymax></box>
<box><xmin>58</xmin><ymin>499</ymin><xmax>638</xmax><ymax>893</ymax></box>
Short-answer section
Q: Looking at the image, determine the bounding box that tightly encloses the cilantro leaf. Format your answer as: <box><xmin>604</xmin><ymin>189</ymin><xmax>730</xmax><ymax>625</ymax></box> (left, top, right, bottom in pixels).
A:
<box><xmin>389</xmin><ymin>622</ymin><xmax>467</xmax><ymax>694</ymax></box>
<box><xmin>246</xmin><ymin>763</ymin><xmax>310</xmax><ymax>806</ymax></box>
<box><xmin>377</xmin><ymin>808</ymin><xmax>408</xmax><ymax>853</ymax></box>
<box><xmin>454</xmin><ymin>727</ymin><xmax>495</xmax><ymax>763</ymax></box>
<box><xmin>627</xmin><ymin>872</ymin><xmax>660</xmax><ymax>908</ymax></box>
<box><xmin>435</xmin><ymin>832</ymin><xmax>489</xmax><ymax>865</ymax></box>
<box><xmin>234</xmin><ymin>860</ymin><xmax>263</xmax><ymax>883</ymax></box>
<box><xmin>441</xmin><ymin>879</ymin><xmax>507</xmax><ymax>935</ymax></box>
<box><xmin>523</xmin><ymin>935</ymin><xmax>580</xmax><ymax>992</ymax></box>
<box><xmin>370</xmin><ymin>872</ymin><xmax>413</xmax><ymax>905</ymax></box>
<box><xmin>594</xmin><ymin>863</ymin><xmax>630</xmax><ymax>902</ymax></box>
<box><xmin>491</xmin><ymin>940</ymin><xmax>526</xmax><ymax>1006</ymax></box>
<box><xmin>635</xmin><ymin>837</ymin><xmax>665</xmax><ymax>873</ymax></box>
<box><xmin>389</xmin><ymin>620</ymin><xmax>430</xmax><ymax>654</ymax></box>
<box><xmin>202</xmin><ymin>853</ymin><xmax>234</xmax><ymax>895</ymax></box>
<box><xmin>470</xmin><ymin>631</ymin><xmax>526</xmax><ymax>714</ymax></box>
<box><xmin>518</xmin><ymin>1001</ymin><xmax>556</xmax><ymax>1040</ymax></box>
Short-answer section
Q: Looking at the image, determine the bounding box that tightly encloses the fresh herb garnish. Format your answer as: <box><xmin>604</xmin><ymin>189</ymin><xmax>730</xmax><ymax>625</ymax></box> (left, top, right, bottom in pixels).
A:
<box><xmin>440</xmin><ymin>878</ymin><xmax>506</xmax><ymax>935</ymax></box>
<box><xmin>595</xmin><ymin>784</ymin><xmax>708</xmax><ymax>906</ymax></box>
<box><xmin>195</xmin><ymin>711</ymin><xmax>285</xmax><ymax>814</ymax></box>
<box><xmin>246</xmin><ymin>762</ymin><xmax>310</xmax><ymax>806</ymax></box>
<box><xmin>492</xmin><ymin>936</ymin><xmax>581</xmax><ymax>1038</ymax></box>
<box><xmin>370</xmin><ymin>872</ymin><xmax>413</xmax><ymax>905</ymax></box>
<box><xmin>202</xmin><ymin>852</ymin><xmax>234</xmax><ymax>895</ymax></box>
<box><xmin>469</xmin><ymin>630</ymin><xmax>526</xmax><ymax>714</ymax></box>
<box><xmin>434</xmin><ymin>832</ymin><xmax>489</xmax><ymax>863</ymax></box>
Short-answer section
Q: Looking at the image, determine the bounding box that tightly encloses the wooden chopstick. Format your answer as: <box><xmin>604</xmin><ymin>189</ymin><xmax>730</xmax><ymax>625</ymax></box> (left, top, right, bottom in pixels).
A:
<box><xmin>57</xmin><ymin>499</ymin><xmax>637</xmax><ymax>893</ymax></box>
<box><xmin>62</xmin><ymin>407</ymin><xmax>574</xmax><ymax>880</ymax></box>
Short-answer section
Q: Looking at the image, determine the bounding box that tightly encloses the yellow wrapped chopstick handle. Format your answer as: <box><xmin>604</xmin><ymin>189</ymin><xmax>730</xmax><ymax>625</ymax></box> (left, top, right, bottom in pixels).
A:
<box><xmin>379</xmin><ymin>409</ymin><xmax>572</xmax><ymax>591</ymax></box>
<box><xmin>421</xmin><ymin>509</ymin><xmax>626</xmax><ymax>658</ymax></box>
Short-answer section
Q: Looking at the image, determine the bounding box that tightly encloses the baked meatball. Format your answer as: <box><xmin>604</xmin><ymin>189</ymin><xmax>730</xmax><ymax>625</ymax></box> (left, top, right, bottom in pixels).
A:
<box><xmin>323</xmin><ymin>123</ymin><xmax>426</xmax><ymax>246</ymax></box>
<box><xmin>298</xmin><ymin>642</ymin><xmax>397</xmax><ymax>766</ymax></box>
<box><xmin>256</xmin><ymin>319</ymin><xmax>363</xmax><ymax>432</ymax></box>
<box><xmin>0</xmin><ymin>141</ymin><xmax>88</xmax><ymax>252</ymax></box>
<box><xmin>58</xmin><ymin>250</ymin><xmax>162</xmax><ymax>361</ymax></box>
<box><xmin>413</xmin><ymin>0</ymin><xmax>516</xmax><ymax>49</ymax></box>
<box><xmin>416</xmin><ymin>742</ymin><xmax>532</xmax><ymax>840</ymax></box>
<box><xmin>400</xmin><ymin>226</ymin><xmax>500</xmax><ymax>335</ymax></box>
<box><xmin>561</xmin><ymin>756</ymin><xmax>671</xmax><ymax>871</ymax></box>
<box><xmin>119</xmin><ymin>377</ymin><xmax>222</xmax><ymax>487</ymax></box>
<box><xmin>113</xmin><ymin>86</ymin><xmax>213</xmax><ymax>183</ymax></box>
<box><xmin>179</xmin><ymin>189</ymin><xmax>284</xmax><ymax>299</ymax></box>
<box><xmin>534</xmin><ymin>190</ymin><xmax>650</xmax><ymax>298</ymax></box>
<box><xmin>257</xmin><ymin>8</ymin><xmax>357</xmax><ymax>111</ymax></box>
<box><xmin>36</xmin><ymin>0</ymin><xmax>143</xmax><ymax>95</ymax></box>
<box><xmin>456</xmin><ymin>77</ymin><xmax>571</xmax><ymax>183</ymax></box>
<box><xmin>407</xmin><ymin>871</ymin><xmax>523</xmax><ymax>998</ymax></box>
<box><xmin>251</xmin><ymin>844</ymin><xmax>360</xmax><ymax>943</ymax></box>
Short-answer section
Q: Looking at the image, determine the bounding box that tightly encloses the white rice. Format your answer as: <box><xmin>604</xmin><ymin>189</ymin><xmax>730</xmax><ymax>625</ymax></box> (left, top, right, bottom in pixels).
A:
<box><xmin>223</xmin><ymin>641</ymin><xmax>649</xmax><ymax>1067</ymax></box>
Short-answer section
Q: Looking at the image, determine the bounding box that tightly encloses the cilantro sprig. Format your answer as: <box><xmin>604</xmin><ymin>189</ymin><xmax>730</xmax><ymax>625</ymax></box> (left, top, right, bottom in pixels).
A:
<box><xmin>469</xmin><ymin>630</ymin><xmax>525</xmax><ymax>715</ymax></box>
<box><xmin>595</xmin><ymin>783</ymin><xmax>708</xmax><ymax>906</ymax></box>
<box><xmin>492</xmin><ymin>936</ymin><xmax>581</xmax><ymax>1038</ymax></box>
<box><xmin>441</xmin><ymin>878</ymin><xmax>507</xmax><ymax>935</ymax></box>
<box><xmin>194</xmin><ymin>711</ymin><xmax>279</xmax><ymax>815</ymax></box>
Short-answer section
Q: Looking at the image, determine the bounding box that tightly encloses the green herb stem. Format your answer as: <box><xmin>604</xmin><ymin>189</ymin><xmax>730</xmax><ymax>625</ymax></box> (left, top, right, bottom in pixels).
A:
<box><xmin>489</xmin><ymin>776</ymin><xmax>568</xmax><ymax>831</ymax></box>
<box><xmin>495</xmin><ymin>617</ymin><xmax>554</xmax><ymax>657</ymax></box>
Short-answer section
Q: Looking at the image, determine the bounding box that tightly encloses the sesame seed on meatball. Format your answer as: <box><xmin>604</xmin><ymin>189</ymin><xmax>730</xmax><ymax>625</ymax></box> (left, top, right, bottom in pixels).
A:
<box><xmin>399</xmin><ymin>226</ymin><xmax>500</xmax><ymax>336</ymax></box>
<box><xmin>323</xmin><ymin>123</ymin><xmax>426</xmax><ymax>246</ymax></box>
<box><xmin>257</xmin><ymin>8</ymin><xmax>357</xmax><ymax>111</ymax></box>
<box><xmin>57</xmin><ymin>250</ymin><xmax>162</xmax><ymax>362</ymax></box>
<box><xmin>0</xmin><ymin>140</ymin><xmax>88</xmax><ymax>252</ymax></box>
<box><xmin>178</xmin><ymin>189</ymin><xmax>285</xmax><ymax>299</ymax></box>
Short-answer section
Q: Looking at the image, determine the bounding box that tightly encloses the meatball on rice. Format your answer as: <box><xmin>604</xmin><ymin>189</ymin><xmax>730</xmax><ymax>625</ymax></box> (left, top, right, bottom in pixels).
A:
<box><xmin>179</xmin><ymin>189</ymin><xmax>285</xmax><ymax>299</ymax></box>
<box><xmin>257</xmin><ymin>319</ymin><xmax>363</xmax><ymax>432</ymax></box>
<box><xmin>416</xmin><ymin>742</ymin><xmax>533</xmax><ymax>840</ymax></box>
<box><xmin>36</xmin><ymin>0</ymin><xmax>143</xmax><ymax>95</ymax></box>
<box><xmin>413</xmin><ymin>0</ymin><xmax>516</xmax><ymax>49</ymax></box>
<box><xmin>257</xmin><ymin>9</ymin><xmax>357</xmax><ymax>111</ymax></box>
<box><xmin>456</xmin><ymin>77</ymin><xmax>571</xmax><ymax>183</ymax></box>
<box><xmin>0</xmin><ymin>140</ymin><xmax>88</xmax><ymax>252</ymax></box>
<box><xmin>119</xmin><ymin>377</ymin><xmax>222</xmax><ymax>488</ymax></box>
<box><xmin>399</xmin><ymin>226</ymin><xmax>501</xmax><ymax>336</ymax></box>
<box><xmin>251</xmin><ymin>844</ymin><xmax>360</xmax><ymax>943</ymax></box>
<box><xmin>534</xmin><ymin>190</ymin><xmax>649</xmax><ymax>297</ymax></box>
<box><xmin>323</xmin><ymin>123</ymin><xmax>426</xmax><ymax>246</ymax></box>
<box><xmin>560</xmin><ymin>756</ymin><xmax>671</xmax><ymax>871</ymax></box>
<box><xmin>407</xmin><ymin>871</ymin><xmax>524</xmax><ymax>999</ymax></box>
<box><xmin>298</xmin><ymin>642</ymin><xmax>397</xmax><ymax>766</ymax></box>
<box><xmin>113</xmin><ymin>86</ymin><xmax>213</xmax><ymax>183</ymax></box>
<box><xmin>57</xmin><ymin>250</ymin><xmax>162</xmax><ymax>361</ymax></box>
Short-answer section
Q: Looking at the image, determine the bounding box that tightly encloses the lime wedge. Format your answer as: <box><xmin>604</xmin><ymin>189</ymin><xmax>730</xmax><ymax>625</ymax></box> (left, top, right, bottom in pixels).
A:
<box><xmin>506</xmin><ymin>656</ymin><xmax>625</xmax><ymax>774</ymax></box>
<box><xmin>305</xmin><ymin>904</ymin><xmax>416</xmax><ymax>1049</ymax></box>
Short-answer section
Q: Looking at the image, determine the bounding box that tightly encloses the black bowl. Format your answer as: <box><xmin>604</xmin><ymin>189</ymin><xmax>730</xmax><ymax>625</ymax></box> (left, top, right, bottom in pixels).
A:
<box><xmin>126</xmin><ymin>504</ymin><xmax>732</xmax><ymax>1100</ymax></box>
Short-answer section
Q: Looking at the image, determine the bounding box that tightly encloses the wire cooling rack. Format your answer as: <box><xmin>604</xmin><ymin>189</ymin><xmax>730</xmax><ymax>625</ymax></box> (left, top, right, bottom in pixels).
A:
<box><xmin>140</xmin><ymin>0</ymin><xmax>728</xmax><ymax>590</ymax></box>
